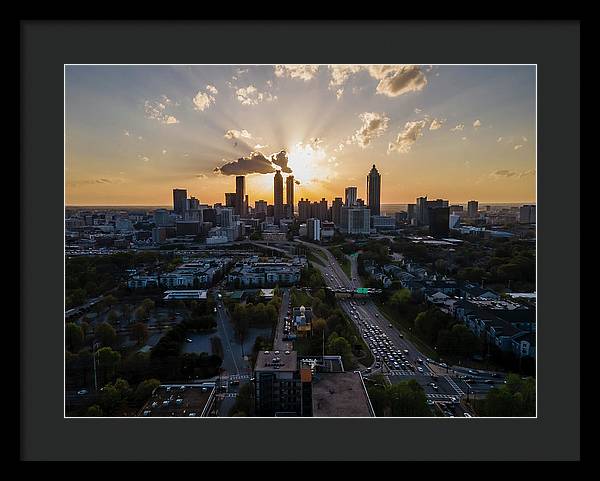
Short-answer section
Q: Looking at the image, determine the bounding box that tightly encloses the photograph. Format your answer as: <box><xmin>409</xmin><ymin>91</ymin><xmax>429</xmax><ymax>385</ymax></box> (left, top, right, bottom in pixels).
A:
<box><xmin>64</xmin><ymin>64</ymin><xmax>537</xmax><ymax>419</ymax></box>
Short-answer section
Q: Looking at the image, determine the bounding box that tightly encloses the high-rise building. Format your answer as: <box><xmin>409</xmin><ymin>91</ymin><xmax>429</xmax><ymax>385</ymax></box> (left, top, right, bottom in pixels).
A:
<box><xmin>220</xmin><ymin>207</ymin><xmax>234</xmax><ymax>228</ymax></box>
<box><xmin>298</xmin><ymin>198</ymin><xmax>311</xmax><ymax>222</ymax></box>
<box><xmin>273</xmin><ymin>171</ymin><xmax>284</xmax><ymax>224</ymax></box>
<box><xmin>519</xmin><ymin>204</ymin><xmax>536</xmax><ymax>224</ymax></box>
<box><xmin>331</xmin><ymin>197</ymin><xmax>343</xmax><ymax>226</ymax></box>
<box><xmin>318</xmin><ymin>198</ymin><xmax>328</xmax><ymax>221</ymax></box>
<box><xmin>342</xmin><ymin>206</ymin><xmax>371</xmax><ymax>235</ymax></box>
<box><xmin>235</xmin><ymin>176</ymin><xmax>246</xmax><ymax>216</ymax></box>
<box><xmin>407</xmin><ymin>204</ymin><xmax>416</xmax><ymax>223</ymax></box>
<box><xmin>449</xmin><ymin>205</ymin><xmax>464</xmax><ymax>214</ymax></box>
<box><xmin>153</xmin><ymin>208</ymin><xmax>174</xmax><ymax>227</ymax></box>
<box><xmin>225</xmin><ymin>192</ymin><xmax>236</xmax><ymax>208</ymax></box>
<box><xmin>345</xmin><ymin>186</ymin><xmax>358</xmax><ymax>207</ymax></box>
<box><xmin>428</xmin><ymin>207</ymin><xmax>450</xmax><ymax>237</ymax></box>
<box><xmin>173</xmin><ymin>189</ymin><xmax>187</xmax><ymax>215</ymax></box>
<box><xmin>255</xmin><ymin>200</ymin><xmax>268</xmax><ymax>215</ymax></box>
<box><xmin>307</xmin><ymin>218</ymin><xmax>321</xmax><ymax>241</ymax></box>
<box><xmin>467</xmin><ymin>200</ymin><xmax>479</xmax><ymax>218</ymax></box>
<box><xmin>286</xmin><ymin>175</ymin><xmax>295</xmax><ymax>217</ymax></box>
<box><xmin>366</xmin><ymin>164</ymin><xmax>381</xmax><ymax>216</ymax></box>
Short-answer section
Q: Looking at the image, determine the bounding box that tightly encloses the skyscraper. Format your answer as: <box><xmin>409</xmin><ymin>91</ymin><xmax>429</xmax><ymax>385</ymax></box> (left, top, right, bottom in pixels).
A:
<box><xmin>428</xmin><ymin>206</ymin><xmax>450</xmax><ymax>237</ymax></box>
<box><xmin>467</xmin><ymin>200</ymin><xmax>479</xmax><ymax>218</ymax></box>
<box><xmin>345</xmin><ymin>186</ymin><xmax>358</xmax><ymax>207</ymax></box>
<box><xmin>235</xmin><ymin>176</ymin><xmax>246</xmax><ymax>216</ymax></box>
<box><xmin>331</xmin><ymin>197</ymin><xmax>343</xmax><ymax>225</ymax></box>
<box><xmin>286</xmin><ymin>175</ymin><xmax>295</xmax><ymax>217</ymax></box>
<box><xmin>225</xmin><ymin>192</ymin><xmax>236</xmax><ymax>208</ymax></box>
<box><xmin>519</xmin><ymin>204</ymin><xmax>536</xmax><ymax>224</ymax></box>
<box><xmin>173</xmin><ymin>189</ymin><xmax>187</xmax><ymax>216</ymax></box>
<box><xmin>366</xmin><ymin>164</ymin><xmax>381</xmax><ymax>216</ymax></box>
<box><xmin>298</xmin><ymin>198</ymin><xmax>311</xmax><ymax>222</ymax></box>
<box><xmin>273</xmin><ymin>170</ymin><xmax>284</xmax><ymax>224</ymax></box>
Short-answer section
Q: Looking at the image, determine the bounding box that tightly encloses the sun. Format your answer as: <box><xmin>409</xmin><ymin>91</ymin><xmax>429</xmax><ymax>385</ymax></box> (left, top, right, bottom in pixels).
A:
<box><xmin>287</xmin><ymin>141</ymin><xmax>328</xmax><ymax>184</ymax></box>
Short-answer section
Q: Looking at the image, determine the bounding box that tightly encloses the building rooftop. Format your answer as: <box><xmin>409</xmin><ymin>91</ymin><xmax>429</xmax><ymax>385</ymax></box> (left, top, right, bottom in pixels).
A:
<box><xmin>163</xmin><ymin>290</ymin><xmax>208</xmax><ymax>300</ymax></box>
<box><xmin>255</xmin><ymin>350</ymin><xmax>298</xmax><ymax>372</ymax></box>
<box><xmin>312</xmin><ymin>372</ymin><xmax>374</xmax><ymax>417</ymax></box>
<box><xmin>138</xmin><ymin>383</ymin><xmax>216</xmax><ymax>417</ymax></box>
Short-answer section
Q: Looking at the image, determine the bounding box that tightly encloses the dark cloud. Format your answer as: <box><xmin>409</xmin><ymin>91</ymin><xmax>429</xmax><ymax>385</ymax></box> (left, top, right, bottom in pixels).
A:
<box><xmin>214</xmin><ymin>149</ymin><xmax>292</xmax><ymax>176</ymax></box>
<box><xmin>270</xmin><ymin>150</ymin><xmax>292</xmax><ymax>173</ymax></box>
<box><xmin>215</xmin><ymin>151</ymin><xmax>277</xmax><ymax>176</ymax></box>
<box><xmin>295</xmin><ymin>180</ymin><xmax>300</xmax><ymax>185</ymax></box>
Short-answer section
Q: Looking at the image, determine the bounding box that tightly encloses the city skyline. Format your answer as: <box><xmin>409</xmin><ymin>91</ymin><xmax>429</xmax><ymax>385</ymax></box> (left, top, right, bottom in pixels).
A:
<box><xmin>66</xmin><ymin>65</ymin><xmax>536</xmax><ymax>205</ymax></box>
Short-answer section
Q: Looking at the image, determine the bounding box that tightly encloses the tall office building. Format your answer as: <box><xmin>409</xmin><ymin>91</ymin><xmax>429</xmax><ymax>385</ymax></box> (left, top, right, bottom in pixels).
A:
<box><xmin>307</xmin><ymin>218</ymin><xmax>321</xmax><ymax>241</ymax></box>
<box><xmin>298</xmin><ymin>198</ymin><xmax>311</xmax><ymax>222</ymax></box>
<box><xmin>428</xmin><ymin>207</ymin><xmax>450</xmax><ymax>237</ymax></box>
<box><xmin>519</xmin><ymin>204</ymin><xmax>536</xmax><ymax>224</ymax></box>
<box><xmin>273</xmin><ymin>170</ymin><xmax>284</xmax><ymax>224</ymax></box>
<box><xmin>467</xmin><ymin>200</ymin><xmax>479</xmax><ymax>218</ymax></box>
<box><xmin>173</xmin><ymin>189</ymin><xmax>187</xmax><ymax>216</ymax></box>
<box><xmin>345</xmin><ymin>186</ymin><xmax>358</xmax><ymax>207</ymax></box>
<box><xmin>225</xmin><ymin>192</ymin><xmax>236</xmax><ymax>208</ymax></box>
<box><xmin>235</xmin><ymin>176</ymin><xmax>246</xmax><ymax>216</ymax></box>
<box><xmin>255</xmin><ymin>200</ymin><xmax>268</xmax><ymax>215</ymax></box>
<box><xmin>341</xmin><ymin>206</ymin><xmax>371</xmax><ymax>235</ymax></box>
<box><xmin>331</xmin><ymin>197</ymin><xmax>343</xmax><ymax>226</ymax></box>
<box><xmin>318</xmin><ymin>198</ymin><xmax>328</xmax><ymax>221</ymax></box>
<box><xmin>407</xmin><ymin>204</ymin><xmax>416</xmax><ymax>224</ymax></box>
<box><xmin>366</xmin><ymin>164</ymin><xmax>381</xmax><ymax>216</ymax></box>
<box><xmin>286</xmin><ymin>175</ymin><xmax>295</xmax><ymax>217</ymax></box>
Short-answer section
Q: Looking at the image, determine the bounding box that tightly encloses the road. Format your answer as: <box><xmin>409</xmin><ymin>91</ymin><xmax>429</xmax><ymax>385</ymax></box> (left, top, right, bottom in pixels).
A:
<box><xmin>295</xmin><ymin>240</ymin><xmax>503</xmax><ymax>416</ymax></box>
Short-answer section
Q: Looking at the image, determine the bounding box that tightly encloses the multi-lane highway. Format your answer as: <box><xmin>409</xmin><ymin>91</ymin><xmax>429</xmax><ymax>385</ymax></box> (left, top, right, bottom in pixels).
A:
<box><xmin>295</xmin><ymin>240</ymin><xmax>507</xmax><ymax>416</ymax></box>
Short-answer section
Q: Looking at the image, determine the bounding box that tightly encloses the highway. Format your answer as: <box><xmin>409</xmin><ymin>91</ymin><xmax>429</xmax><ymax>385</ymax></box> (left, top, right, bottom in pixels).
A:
<box><xmin>294</xmin><ymin>240</ymin><xmax>505</xmax><ymax>416</ymax></box>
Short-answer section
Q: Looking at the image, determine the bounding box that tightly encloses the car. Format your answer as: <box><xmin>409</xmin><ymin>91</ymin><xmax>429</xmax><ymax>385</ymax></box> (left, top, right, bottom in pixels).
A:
<box><xmin>375</xmin><ymin>314</ymin><xmax>379</xmax><ymax>317</ymax></box>
<box><xmin>450</xmin><ymin>397</ymin><xmax>458</xmax><ymax>403</ymax></box>
<box><xmin>463</xmin><ymin>413</ymin><xmax>472</xmax><ymax>418</ymax></box>
<box><xmin>213</xmin><ymin>307</ymin><xmax>217</xmax><ymax>312</ymax></box>
<box><xmin>468</xmin><ymin>369</ymin><xmax>477</xmax><ymax>375</ymax></box>
<box><xmin>388</xmin><ymin>324</ymin><xmax>393</xmax><ymax>328</ymax></box>
<box><xmin>440</xmin><ymin>362</ymin><xmax>448</xmax><ymax>368</ymax></box>
<box><xmin>485</xmin><ymin>379</ymin><xmax>495</xmax><ymax>384</ymax></box>
<box><xmin>430</xmin><ymin>383</ymin><xmax>438</xmax><ymax>390</ymax></box>
<box><xmin>491</xmin><ymin>373</ymin><xmax>500</xmax><ymax>378</ymax></box>
<box><xmin>426</xmin><ymin>400</ymin><xmax>435</xmax><ymax>406</ymax></box>
<box><xmin>185</xmin><ymin>338</ymin><xmax>193</xmax><ymax>343</ymax></box>
<box><xmin>416</xmin><ymin>358</ymin><xmax>423</xmax><ymax>364</ymax></box>
<box><xmin>399</xmin><ymin>334</ymin><xmax>404</xmax><ymax>338</ymax></box>
<box><xmin>229</xmin><ymin>380</ymin><xmax>240</xmax><ymax>386</ymax></box>
<box><xmin>77</xmin><ymin>389</ymin><xmax>88</xmax><ymax>395</ymax></box>
<box><xmin>417</xmin><ymin>367</ymin><xmax>424</xmax><ymax>372</ymax></box>
<box><xmin>403</xmin><ymin>349</ymin><xmax>409</xmax><ymax>354</ymax></box>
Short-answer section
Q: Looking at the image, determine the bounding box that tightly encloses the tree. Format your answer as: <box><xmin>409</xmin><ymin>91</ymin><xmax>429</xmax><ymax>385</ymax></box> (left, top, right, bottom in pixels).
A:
<box><xmin>478</xmin><ymin>374</ymin><xmax>535</xmax><ymax>417</ymax></box>
<box><xmin>134</xmin><ymin>306</ymin><xmax>147</xmax><ymax>322</ymax></box>
<box><xmin>130</xmin><ymin>322</ymin><xmax>149</xmax><ymax>344</ymax></box>
<box><xmin>106</xmin><ymin>310</ymin><xmax>119</xmax><ymax>325</ymax></box>
<box><xmin>97</xmin><ymin>347</ymin><xmax>121</xmax><ymax>383</ymax></box>
<box><xmin>312</xmin><ymin>318</ymin><xmax>327</xmax><ymax>335</ymax></box>
<box><xmin>65</xmin><ymin>323</ymin><xmax>84</xmax><ymax>353</ymax></box>
<box><xmin>86</xmin><ymin>405</ymin><xmax>104</xmax><ymax>417</ymax></box>
<box><xmin>133</xmin><ymin>379</ymin><xmax>161</xmax><ymax>405</ymax></box>
<box><xmin>414</xmin><ymin>308</ymin><xmax>451</xmax><ymax>345</ymax></box>
<box><xmin>99</xmin><ymin>378</ymin><xmax>130</xmax><ymax>415</ymax></box>
<box><xmin>95</xmin><ymin>322</ymin><xmax>117</xmax><ymax>347</ymax></box>
<box><xmin>104</xmin><ymin>295</ymin><xmax>118</xmax><ymax>310</ymax></box>
<box><xmin>327</xmin><ymin>334</ymin><xmax>354</xmax><ymax>369</ymax></box>
<box><xmin>389</xmin><ymin>288</ymin><xmax>411</xmax><ymax>312</ymax></box>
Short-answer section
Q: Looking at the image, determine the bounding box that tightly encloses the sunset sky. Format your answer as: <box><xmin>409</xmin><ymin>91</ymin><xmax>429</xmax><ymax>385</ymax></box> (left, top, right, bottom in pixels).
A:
<box><xmin>65</xmin><ymin>64</ymin><xmax>536</xmax><ymax>206</ymax></box>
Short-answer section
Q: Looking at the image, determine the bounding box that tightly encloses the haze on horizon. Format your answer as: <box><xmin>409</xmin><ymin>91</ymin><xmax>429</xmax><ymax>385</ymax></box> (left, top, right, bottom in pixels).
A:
<box><xmin>65</xmin><ymin>64</ymin><xmax>536</xmax><ymax>206</ymax></box>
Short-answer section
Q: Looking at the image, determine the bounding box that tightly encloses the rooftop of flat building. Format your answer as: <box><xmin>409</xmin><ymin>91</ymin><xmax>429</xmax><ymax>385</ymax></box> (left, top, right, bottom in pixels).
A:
<box><xmin>312</xmin><ymin>372</ymin><xmax>374</xmax><ymax>417</ymax></box>
<box><xmin>138</xmin><ymin>384</ymin><xmax>215</xmax><ymax>417</ymax></box>
<box><xmin>255</xmin><ymin>350</ymin><xmax>298</xmax><ymax>372</ymax></box>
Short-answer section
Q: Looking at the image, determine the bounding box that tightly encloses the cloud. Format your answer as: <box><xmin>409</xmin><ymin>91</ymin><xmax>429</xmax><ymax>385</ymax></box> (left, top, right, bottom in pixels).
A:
<box><xmin>514</xmin><ymin>144</ymin><xmax>524</xmax><ymax>150</ymax></box>
<box><xmin>138</xmin><ymin>136</ymin><xmax>143</xmax><ymax>140</ymax></box>
<box><xmin>489</xmin><ymin>169</ymin><xmax>535</xmax><ymax>180</ymax></box>
<box><xmin>215</xmin><ymin>150</ymin><xmax>291</xmax><ymax>176</ymax></box>
<box><xmin>196</xmin><ymin>174</ymin><xmax>207</xmax><ymax>179</ymax></box>
<box><xmin>429</xmin><ymin>118</ymin><xmax>445</xmax><ymax>130</ymax></box>
<box><xmin>473</xmin><ymin>119</ymin><xmax>481</xmax><ymax>128</ymax></box>
<box><xmin>274</xmin><ymin>64</ymin><xmax>320</xmax><ymax>81</ymax></box>
<box><xmin>271</xmin><ymin>150</ymin><xmax>292</xmax><ymax>173</ymax></box>
<box><xmin>414</xmin><ymin>108</ymin><xmax>422</xmax><ymax>114</ymax></box>
<box><xmin>491</xmin><ymin>169</ymin><xmax>518</xmax><ymax>178</ymax></box>
<box><xmin>450</xmin><ymin>123</ymin><xmax>465</xmax><ymax>132</ymax></box>
<box><xmin>352</xmin><ymin>112</ymin><xmax>390</xmax><ymax>148</ymax></box>
<box><xmin>123</xmin><ymin>130</ymin><xmax>130</xmax><ymax>136</ymax></box>
<box><xmin>254</xmin><ymin>143</ymin><xmax>268</xmax><ymax>149</ymax></box>
<box><xmin>522</xmin><ymin>136</ymin><xmax>528</xmax><ymax>142</ymax></box>
<box><xmin>367</xmin><ymin>65</ymin><xmax>428</xmax><ymax>97</ymax></box>
<box><xmin>462</xmin><ymin>137</ymin><xmax>467</xmax><ymax>141</ymax></box>
<box><xmin>206</xmin><ymin>84</ymin><xmax>218</xmax><ymax>95</ymax></box>
<box><xmin>295</xmin><ymin>179</ymin><xmax>301</xmax><ymax>185</ymax></box>
<box><xmin>328</xmin><ymin>65</ymin><xmax>427</xmax><ymax>98</ymax></box>
<box><xmin>67</xmin><ymin>178</ymin><xmax>116</xmax><ymax>187</ymax></box>
<box><xmin>328</xmin><ymin>65</ymin><xmax>363</xmax><ymax>88</ymax></box>
<box><xmin>224</xmin><ymin>129</ymin><xmax>253</xmax><ymax>140</ymax></box>
<box><xmin>138</xmin><ymin>154</ymin><xmax>150</xmax><ymax>162</ymax></box>
<box><xmin>162</xmin><ymin>149</ymin><xmax>167</xmax><ymax>155</ymax></box>
<box><xmin>193</xmin><ymin>90</ymin><xmax>215</xmax><ymax>111</ymax></box>
<box><xmin>388</xmin><ymin>120</ymin><xmax>428</xmax><ymax>154</ymax></box>
<box><xmin>497</xmin><ymin>137</ymin><xmax>503</xmax><ymax>142</ymax></box>
<box><xmin>235</xmin><ymin>85</ymin><xmax>277</xmax><ymax>105</ymax></box>
<box><xmin>144</xmin><ymin>97</ymin><xmax>180</xmax><ymax>124</ymax></box>
<box><xmin>336</xmin><ymin>88</ymin><xmax>344</xmax><ymax>100</ymax></box>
